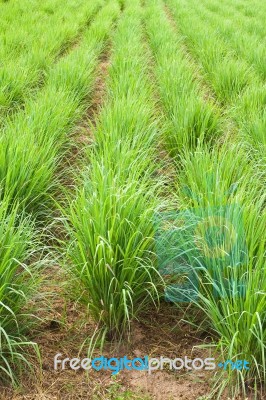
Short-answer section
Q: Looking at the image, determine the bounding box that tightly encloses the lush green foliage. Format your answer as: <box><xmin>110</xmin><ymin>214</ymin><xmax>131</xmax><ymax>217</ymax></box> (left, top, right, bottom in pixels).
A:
<box><xmin>164</xmin><ymin>0</ymin><xmax>266</xmax><ymax>396</ymax></box>
<box><xmin>64</xmin><ymin>0</ymin><xmax>162</xmax><ymax>341</ymax></box>
<box><xmin>173</xmin><ymin>144</ymin><xmax>266</xmax><ymax>397</ymax></box>
<box><xmin>0</xmin><ymin>0</ymin><xmax>117</xmax><ymax>383</ymax></box>
<box><xmin>0</xmin><ymin>0</ymin><xmax>116</xmax><ymax>214</ymax></box>
<box><xmin>0</xmin><ymin>0</ymin><xmax>103</xmax><ymax>122</ymax></box>
<box><xmin>145</xmin><ymin>0</ymin><xmax>221</xmax><ymax>155</ymax></box>
<box><xmin>0</xmin><ymin>0</ymin><xmax>265</xmax><ymax>398</ymax></box>
<box><xmin>0</xmin><ymin>200</ymin><xmax>39</xmax><ymax>384</ymax></box>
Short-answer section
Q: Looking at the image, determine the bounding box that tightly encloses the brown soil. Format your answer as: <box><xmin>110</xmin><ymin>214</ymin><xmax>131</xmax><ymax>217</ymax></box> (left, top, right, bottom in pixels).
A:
<box><xmin>0</xmin><ymin>299</ymin><xmax>215</xmax><ymax>400</ymax></box>
<box><xmin>56</xmin><ymin>45</ymin><xmax>111</xmax><ymax>193</ymax></box>
<box><xmin>75</xmin><ymin>47</ymin><xmax>111</xmax><ymax>146</ymax></box>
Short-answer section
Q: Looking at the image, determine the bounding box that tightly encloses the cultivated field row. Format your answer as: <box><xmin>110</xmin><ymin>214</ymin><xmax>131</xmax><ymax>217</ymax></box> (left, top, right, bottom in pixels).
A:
<box><xmin>0</xmin><ymin>1</ymin><xmax>105</xmax><ymax>121</ymax></box>
<box><xmin>0</xmin><ymin>0</ymin><xmax>265</xmax><ymax>398</ymax></box>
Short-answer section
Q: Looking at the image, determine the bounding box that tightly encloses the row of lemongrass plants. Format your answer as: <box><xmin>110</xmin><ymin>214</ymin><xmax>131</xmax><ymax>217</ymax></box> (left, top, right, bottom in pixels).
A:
<box><xmin>176</xmin><ymin>145</ymin><xmax>265</xmax><ymax>398</ymax></box>
<box><xmin>149</xmin><ymin>0</ymin><xmax>266</xmax><ymax>397</ymax></box>
<box><xmin>0</xmin><ymin>1</ymin><xmax>120</xmax><ymax>384</ymax></box>
<box><xmin>0</xmin><ymin>0</ymin><xmax>119</xmax><ymax>214</ymax></box>
<box><xmin>0</xmin><ymin>0</ymin><xmax>103</xmax><ymax>122</ymax></box>
<box><xmin>201</xmin><ymin>0</ymin><xmax>266</xmax><ymax>35</ymax></box>
<box><xmin>197</xmin><ymin>0</ymin><xmax>266</xmax><ymax>80</ymax></box>
<box><xmin>0</xmin><ymin>0</ymin><xmax>95</xmax><ymax>61</ymax></box>
<box><xmin>63</xmin><ymin>0</ymin><xmax>164</xmax><ymax>342</ymax></box>
<box><xmin>144</xmin><ymin>0</ymin><xmax>221</xmax><ymax>155</ymax></box>
<box><xmin>166</xmin><ymin>0</ymin><xmax>266</xmax><ymax>164</ymax></box>
<box><xmin>166</xmin><ymin>0</ymin><xmax>259</xmax><ymax>104</ymax></box>
<box><xmin>218</xmin><ymin>0</ymin><xmax>266</xmax><ymax>38</ymax></box>
<box><xmin>0</xmin><ymin>200</ymin><xmax>41</xmax><ymax>384</ymax></box>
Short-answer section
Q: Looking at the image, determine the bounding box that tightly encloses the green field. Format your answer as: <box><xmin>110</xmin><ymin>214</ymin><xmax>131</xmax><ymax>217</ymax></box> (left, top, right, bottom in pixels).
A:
<box><xmin>0</xmin><ymin>0</ymin><xmax>265</xmax><ymax>398</ymax></box>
